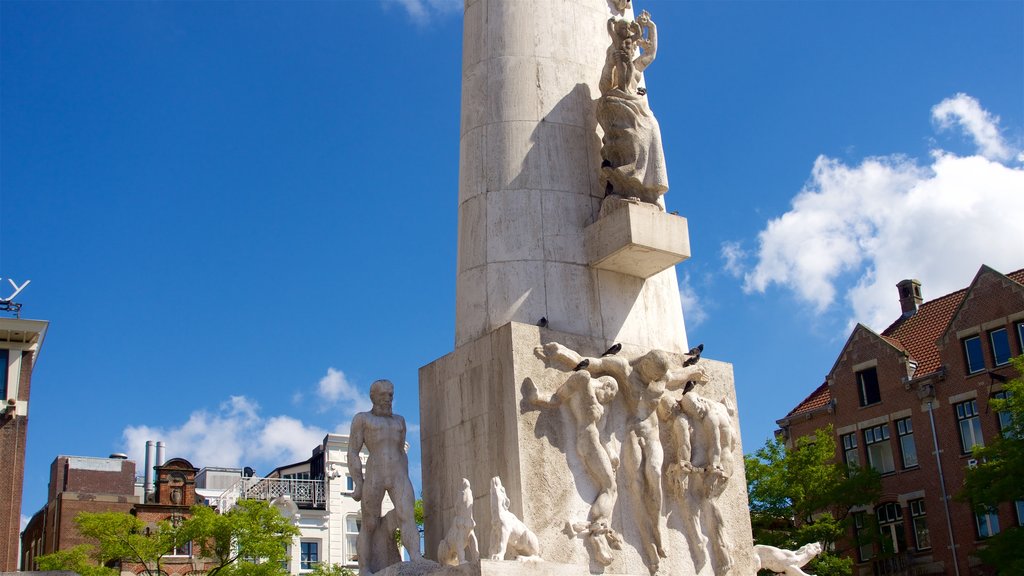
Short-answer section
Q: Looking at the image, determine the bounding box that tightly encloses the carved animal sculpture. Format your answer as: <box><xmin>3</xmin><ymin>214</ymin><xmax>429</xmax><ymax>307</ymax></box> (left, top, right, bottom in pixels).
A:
<box><xmin>488</xmin><ymin>476</ymin><xmax>541</xmax><ymax>560</ymax></box>
<box><xmin>437</xmin><ymin>478</ymin><xmax>479</xmax><ymax>566</ymax></box>
<box><xmin>752</xmin><ymin>541</ymin><xmax>823</xmax><ymax>576</ymax></box>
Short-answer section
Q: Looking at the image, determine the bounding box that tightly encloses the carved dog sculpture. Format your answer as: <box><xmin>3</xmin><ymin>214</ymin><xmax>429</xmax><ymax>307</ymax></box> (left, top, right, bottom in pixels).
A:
<box><xmin>488</xmin><ymin>476</ymin><xmax>541</xmax><ymax>560</ymax></box>
<box><xmin>753</xmin><ymin>541</ymin><xmax>823</xmax><ymax>576</ymax></box>
<box><xmin>437</xmin><ymin>478</ymin><xmax>479</xmax><ymax>566</ymax></box>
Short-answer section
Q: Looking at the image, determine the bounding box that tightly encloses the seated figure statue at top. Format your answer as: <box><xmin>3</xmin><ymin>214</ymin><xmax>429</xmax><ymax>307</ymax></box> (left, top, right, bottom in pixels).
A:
<box><xmin>597</xmin><ymin>10</ymin><xmax>668</xmax><ymax>209</ymax></box>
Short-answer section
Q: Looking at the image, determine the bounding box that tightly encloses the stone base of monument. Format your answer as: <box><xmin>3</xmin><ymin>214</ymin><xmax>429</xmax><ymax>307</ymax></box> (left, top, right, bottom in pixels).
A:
<box><xmin>420</xmin><ymin>322</ymin><xmax>754</xmax><ymax>576</ymax></box>
<box><xmin>584</xmin><ymin>200</ymin><xmax>690</xmax><ymax>279</ymax></box>
<box><xmin>377</xmin><ymin>559</ymin><xmax>643</xmax><ymax>576</ymax></box>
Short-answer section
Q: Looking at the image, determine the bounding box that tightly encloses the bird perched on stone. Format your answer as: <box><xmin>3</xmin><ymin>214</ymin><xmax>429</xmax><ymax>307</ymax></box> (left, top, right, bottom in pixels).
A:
<box><xmin>602</xmin><ymin>343</ymin><xmax>622</xmax><ymax>357</ymax></box>
<box><xmin>682</xmin><ymin>343</ymin><xmax>704</xmax><ymax>367</ymax></box>
<box><xmin>537</xmin><ymin>317</ymin><xmax>548</xmax><ymax>328</ymax></box>
<box><xmin>573</xmin><ymin>359</ymin><xmax>591</xmax><ymax>372</ymax></box>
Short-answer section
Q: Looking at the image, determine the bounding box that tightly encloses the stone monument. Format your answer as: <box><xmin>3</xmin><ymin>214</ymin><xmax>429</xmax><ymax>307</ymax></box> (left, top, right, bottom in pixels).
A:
<box><xmin>419</xmin><ymin>1</ymin><xmax>754</xmax><ymax>575</ymax></box>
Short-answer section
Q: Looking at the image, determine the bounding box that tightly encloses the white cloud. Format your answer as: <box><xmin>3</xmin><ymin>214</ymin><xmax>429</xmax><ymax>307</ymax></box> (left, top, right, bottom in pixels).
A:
<box><xmin>382</xmin><ymin>0</ymin><xmax>460</xmax><ymax>26</ymax></box>
<box><xmin>741</xmin><ymin>96</ymin><xmax>1024</xmax><ymax>331</ymax></box>
<box><xmin>316</xmin><ymin>367</ymin><xmax>372</xmax><ymax>417</ymax></box>
<box><xmin>720</xmin><ymin>241</ymin><xmax>746</xmax><ymax>278</ymax></box>
<box><xmin>21</xmin><ymin>514</ymin><xmax>30</xmax><ymax>531</ymax></box>
<box><xmin>679</xmin><ymin>272</ymin><xmax>708</xmax><ymax>328</ymax></box>
<box><xmin>932</xmin><ymin>93</ymin><xmax>1015</xmax><ymax>162</ymax></box>
<box><xmin>122</xmin><ymin>394</ymin><xmax>336</xmax><ymax>473</ymax></box>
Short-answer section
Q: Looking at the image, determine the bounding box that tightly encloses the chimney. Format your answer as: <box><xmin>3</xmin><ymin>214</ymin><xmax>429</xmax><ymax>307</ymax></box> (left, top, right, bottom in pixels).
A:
<box><xmin>144</xmin><ymin>441</ymin><xmax>156</xmax><ymax>501</ymax></box>
<box><xmin>897</xmin><ymin>279</ymin><xmax>923</xmax><ymax>317</ymax></box>
<box><xmin>156</xmin><ymin>441</ymin><xmax>166</xmax><ymax>467</ymax></box>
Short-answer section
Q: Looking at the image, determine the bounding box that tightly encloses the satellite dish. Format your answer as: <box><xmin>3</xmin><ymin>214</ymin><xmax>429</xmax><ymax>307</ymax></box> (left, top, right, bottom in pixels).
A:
<box><xmin>243</xmin><ymin>466</ymin><xmax>255</xmax><ymax>478</ymax></box>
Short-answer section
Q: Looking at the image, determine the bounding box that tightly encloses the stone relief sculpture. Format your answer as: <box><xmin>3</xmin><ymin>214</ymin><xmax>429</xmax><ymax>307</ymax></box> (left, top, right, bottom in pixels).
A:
<box><xmin>661</xmin><ymin>386</ymin><xmax>738</xmax><ymax>574</ymax></box>
<box><xmin>753</xmin><ymin>542</ymin><xmax>823</xmax><ymax>576</ymax></box>
<box><xmin>524</xmin><ymin>372</ymin><xmax>622</xmax><ymax>565</ymax></box>
<box><xmin>611</xmin><ymin>0</ymin><xmax>632</xmax><ymax>14</ymax></box>
<box><xmin>536</xmin><ymin>343</ymin><xmax>707</xmax><ymax>574</ymax></box>
<box><xmin>437</xmin><ymin>478</ymin><xmax>479</xmax><ymax>566</ymax></box>
<box><xmin>597</xmin><ymin>10</ymin><xmax>668</xmax><ymax>208</ymax></box>
<box><xmin>348</xmin><ymin>379</ymin><xmax>424</xmax><ymax>574</ymax></box>
<box><xmin>488</xmin><ymin>476</ymin><xmax>541</xmax><ymax>561</ymax></box>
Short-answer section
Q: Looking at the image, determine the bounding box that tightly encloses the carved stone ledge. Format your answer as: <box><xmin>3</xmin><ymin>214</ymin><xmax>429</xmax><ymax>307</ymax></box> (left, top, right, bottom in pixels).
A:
<box><xmin>585</xmin><ymin>201</ymin><xmax>690</xmax><ymax>279</ymax></box>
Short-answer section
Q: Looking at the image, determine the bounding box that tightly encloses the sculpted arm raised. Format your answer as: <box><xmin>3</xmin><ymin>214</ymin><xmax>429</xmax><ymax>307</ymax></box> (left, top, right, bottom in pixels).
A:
<box><xmin>634</xmin><ymin>10</ymin><xmax>657</xmax><ymax>72</ymax></box>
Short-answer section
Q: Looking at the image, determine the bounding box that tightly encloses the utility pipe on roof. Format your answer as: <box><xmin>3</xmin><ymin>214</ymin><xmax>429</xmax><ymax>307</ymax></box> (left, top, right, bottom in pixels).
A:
<box><xmin>927</xmin><ymin>400</ymin><xmax>960</xmax><ymax>576</ymax></box>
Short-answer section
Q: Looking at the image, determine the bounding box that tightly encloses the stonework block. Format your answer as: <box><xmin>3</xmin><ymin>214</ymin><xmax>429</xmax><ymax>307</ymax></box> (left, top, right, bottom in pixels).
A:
<box><xmin>585</xmin><ymin>203</ymin><xmax>690</xmax><ymax>279</ymax></box>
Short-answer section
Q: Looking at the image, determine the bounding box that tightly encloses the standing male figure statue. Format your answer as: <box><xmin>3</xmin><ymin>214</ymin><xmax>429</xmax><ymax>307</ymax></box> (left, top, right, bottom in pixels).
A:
<box><xmin>349</xmin><ymin>379</ymin><xmax>423</xmax><ymax>574</ymax></box>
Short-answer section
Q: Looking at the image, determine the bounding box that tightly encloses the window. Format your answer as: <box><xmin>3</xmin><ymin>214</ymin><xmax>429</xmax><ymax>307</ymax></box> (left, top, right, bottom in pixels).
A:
<box><xmin>854</xmin><ymin>511</ymin><xmax>874</xmax><ymax>561</ymax></box>
<box><xmin>842</xmin><ymin>433</ymin><xmax>860</xmax><ymax>467</ymax></box>
<box><xmin>280</xmin><ymin>544</ymin><xmax>290</xmax><ymax>570</ymax></box>
<box><xmin>990</xmin><ymin>328</ymin><xmax>1011</xmax><ymax>366</ymax></box>
<box><xmin>0</xmin><ymin>349</ymin><xmax>8</xmax><ymax>399</ymax></box>
<box><xmin>345</xmin><ymin>515</ymin><xmax>361</xmax><ymax>564</ymax></box>
<box><xmin>1016</xmin><ymin>501</ymin><xmax>1024</xmax><ymax>527</ymax></box>
<box><xmin>909</xmin><ymin>499</ymin><xmax>930</xmax><ymax>550</ymax></box>
<box><xmin>896</xmin><ymin>418</ymin><xmax>918</xmax><ymax>468</ymax></box>
<box><xmin>857</xmin><ymin>367</ymin><xmax>881</xmax><ymax>406</ymax></box>
<box><xmin>1018</xmin><ymin>323</ymin><xmax>1024</xmax><ymax>352</ymax></box>
<box><xmin>956</xmin><ymin>400</ymin><xmax>984</xmax><ymax>453</ymax></box>
<box><xmin>346</xmin><ymin>476</ymin><xmax>354</xmax><ymax>492</ymax></box>
<box><xmin>300</xmin><ymin>541</ymin><xmax>319</xmax><ymax>570</ymax></box>
<box><xmin>993</xmin><ymin>391</ymin><xmax>1013</xmax><ymax>436</ymax></box>
<box><xmin>168</xmin><ymin>541</ymin><xmax>192</xmax><ymax>557</ymax></box>
<box><xmin>864</xmin><ymin>424</ymin><xmax>895</xmax><ymax>474</ymax></box>
<box><xmin>876</xmin><ymin>502</ymin><xmax>905</xmax><ymax>554</ymax></box>
<box><xmin>976</xmin><ymin>508</ymin><xmax>1000</xmax><ymax>539</ymax></box>
<box><xmin>964</xmin><ymin>336</ymin><xmax>985</xmax><ymax>374</ymax></box>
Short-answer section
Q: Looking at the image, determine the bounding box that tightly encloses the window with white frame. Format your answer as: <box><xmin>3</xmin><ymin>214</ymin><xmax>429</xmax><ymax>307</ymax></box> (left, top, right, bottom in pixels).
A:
<box><xmin>993</xmin><ymin>391</ymin><xmax>1013</xmax><ymax>437</ymax></box>
<box><xmin>896</xmin><ymin>418</ymin><xmax>918</xmax><ymax>468</ymax></box>
<box><xmin>956</xmin><ymin>400</ymin><xmax>984</xmax><ymax>453</ymax></box>
<box><xmin>0</xmin><ymin>349</ymin><xmax>8</xmax><ymax>399</ymax></box>
<box><xmin>854</xmin><ymin>511</ymin><xmax>873</xmax><ymax>561</ymax></box>
<box><xmin>876</xmin><ymin>502</ymin><xmax>905</xmax><ymax>554</ymax></box>
<box><xmin>842</xmin><ymin>433</ymin><xmax>860</xmax><ymax>468</ymax></box>
<box><xmin>976</xmin><ymin>508</ymin><xmax>1000</xmax><ymax>539</ymax></box>
<box><xmin>1017</xmin><ymin>322</ymin><xmax>1024</xmax><ymax>352</ymax></box>
<box><xmin>857</xmin><ymin>367</ymin><xmax>881</xmax><ymax>406</ymax></box>
<box><xmin>909</xmin><ymin>499</ymin><xmax>930</xmax><ymax>550</ymax></box>
<box><xmin>345</xmin><ymin>514</ymin><xmax>361</xmax><ymax>565</ymax></box>
<box><xmin>990</xmin><ymin>328</ymin><xmax>1011</xmax><ymax>366</ymax></box>
<box><xmin>300</xmin><ymin>541</ymin><xmax>319</xmax><ymax>571</ymax></box>
<box><xmin>963</xmin><ymin>336</ymin><xmax>985</xmax><ymax>374</ymax></box>
<box><xmin>864</xmin><ymin>424</ymin><xmax>895</xmax><ymax>474</ymax></box>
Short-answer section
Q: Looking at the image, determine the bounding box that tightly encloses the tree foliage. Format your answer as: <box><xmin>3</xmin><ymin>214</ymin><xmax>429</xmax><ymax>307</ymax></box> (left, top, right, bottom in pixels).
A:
<box><xmin>960</xmin><ymin>355</ymin><xmax>1024</xmax><ymax>573</ymax></box>
<box><xmin>37</xmin><ymin>500</ymin><xmax>298</xmax><ymax>576</ymax></box>
<box><xmin>35</xmin><ymin>544</ymin><xmax>118</xmax><ymax>576</ymax></box>
<box><xmin>308</xmin><ymin>563</ymin><xmax>356</xmax><ymax>576</ymax></box>
<box><xmin>746</xmin><ymin>425</ymin><xmax>881</xmax><ymax>576</ymax></box>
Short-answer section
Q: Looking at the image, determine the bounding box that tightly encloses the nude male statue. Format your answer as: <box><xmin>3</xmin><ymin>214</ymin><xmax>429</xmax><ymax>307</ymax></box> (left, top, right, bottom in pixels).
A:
<box><xmin>348</xmin><ymin>379</ymin><xmax>422</xmax><ymax>574</ymax></box>
<box><xmin>536</xmin><ymin>343</ymin><xmax>706</xmax><ymax>574</ymax></box>
<box><xmin>524</xmin><ymin>371</ymin><xmax>622</xmax><ymax>565</ymax></box>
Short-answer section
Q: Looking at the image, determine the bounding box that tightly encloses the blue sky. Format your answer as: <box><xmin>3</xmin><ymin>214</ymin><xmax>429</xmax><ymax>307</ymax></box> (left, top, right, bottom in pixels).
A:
<box><xmin>3</xmin><ymin>0</ymin><xmax>1022</xmax><ymax>527</ymax></box>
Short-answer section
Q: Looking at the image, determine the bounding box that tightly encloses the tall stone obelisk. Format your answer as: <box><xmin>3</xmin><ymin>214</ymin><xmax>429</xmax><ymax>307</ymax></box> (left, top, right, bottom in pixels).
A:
<box><xmin>421</xmin><ymin>2</ymin><xmax>752</xmax><ymax>575</ymax></box>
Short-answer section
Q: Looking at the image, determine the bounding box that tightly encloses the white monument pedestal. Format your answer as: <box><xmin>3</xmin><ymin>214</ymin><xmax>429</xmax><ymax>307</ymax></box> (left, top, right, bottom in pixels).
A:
<box><xmin>585</xmin><ymin>202</ymin><xmax>690</xmax><ymax>279</ymax></box>
<box><xmin>420</xmin><ymin>322</ymin><xmax>754</xmax><ymax>576</ymax></box>
<box><xmin>377</xmin><ymin>559</ymin><xmax>644</xmax><ymax>576</ymax></box>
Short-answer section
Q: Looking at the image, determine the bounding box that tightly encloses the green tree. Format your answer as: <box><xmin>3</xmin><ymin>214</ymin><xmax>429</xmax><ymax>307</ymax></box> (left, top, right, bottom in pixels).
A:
<box><xmin>185</xmin><ymin>499</ymin><xmax>299</xmax><ymax>576</ymax></box>
<box><xmin>35</xmin><ymin>544</ymin><xmax>117</xmax><ymax>576</ymax></box>
<box><xmin>68</xmin><ymin>510</ymin><xmax>189</xmax><ymax>575</ymax></box>
<box><xmin>960</xmin><ymin>355</ymin><xmax>1024</xmax><ymax>573</ymax></box>
<box><xmin>746</xmin><ymin>425</ymin><xmax>881</xmax><ymax>576</ymax></box>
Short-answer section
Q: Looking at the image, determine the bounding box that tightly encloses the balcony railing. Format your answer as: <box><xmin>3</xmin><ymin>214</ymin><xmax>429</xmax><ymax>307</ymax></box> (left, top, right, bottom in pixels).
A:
<box><xmin>227</xmin><ymin>477</ymin><xmax>327</xmax><ymax>510</ymax></box>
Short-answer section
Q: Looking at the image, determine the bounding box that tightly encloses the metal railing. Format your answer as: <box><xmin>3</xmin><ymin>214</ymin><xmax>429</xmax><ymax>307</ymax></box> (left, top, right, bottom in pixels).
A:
<box><xmin>220</xmin><ymin>477</ymin><xmax>327</xmax><ymax>510</ymax></box>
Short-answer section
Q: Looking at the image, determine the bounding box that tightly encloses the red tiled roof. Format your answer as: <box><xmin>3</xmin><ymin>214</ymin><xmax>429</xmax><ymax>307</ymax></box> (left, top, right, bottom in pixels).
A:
<box><xmin>785</xmin><ymin>381</ymin><xmax>830</xmax><ymax>418</ymax></box>
<box><xmin>881</xmin><ymin>267</ymin><xmax>1024</xmax><ymax>378</ymax></box>
<box><xmin>784</xmin><ymin>266</ymin><xmax>1024</xmax><ymax>418</ymax></box>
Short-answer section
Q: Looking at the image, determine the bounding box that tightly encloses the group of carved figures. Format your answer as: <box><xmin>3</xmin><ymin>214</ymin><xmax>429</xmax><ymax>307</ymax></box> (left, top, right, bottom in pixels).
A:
<box><xmin>526</xmin><ymin>342</ymin><xmax>737</xmax><ymax>575</ymax></box>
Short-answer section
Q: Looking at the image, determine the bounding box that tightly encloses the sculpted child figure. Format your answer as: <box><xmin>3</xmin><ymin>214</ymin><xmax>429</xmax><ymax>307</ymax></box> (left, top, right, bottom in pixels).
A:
<box><xmin>348</xmin><ymin>379</ymin><xmax>423</xmax><ymax>574</ymax></box>
<box><xmin>536</xmin><ymin>343</ymin><xmax>706</xmax><ymax>574</ymax></box>
<box><xmin>525</xmin><ymin>371</ymin><xmax>622</xmax><ymax>565</ymax></box>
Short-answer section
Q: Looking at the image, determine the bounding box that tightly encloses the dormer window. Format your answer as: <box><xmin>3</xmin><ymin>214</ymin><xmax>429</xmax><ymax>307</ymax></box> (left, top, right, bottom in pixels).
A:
<box><xmin>857</xmin><ymin>367</ymin><xmax>881</xmax><ymax>406</ymax></box>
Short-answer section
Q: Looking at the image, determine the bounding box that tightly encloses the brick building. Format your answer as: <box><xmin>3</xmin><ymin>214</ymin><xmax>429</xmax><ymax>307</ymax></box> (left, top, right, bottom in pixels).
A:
<box><xmin>777</xmin><ymin>265</ymin><xmax>1024</xmax><ymax>575</ymax></box>
<box><xmin>0</xmin><ymin>316</ymin><xmax>48</xmax><ymax>571</ymax></box>
<box><xmin>21</xmin><ymin>455</ymin><xmax>139</xmax><ymax>570</ymax></box>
